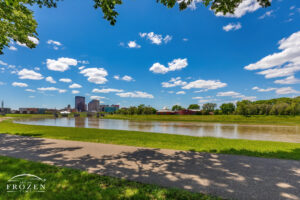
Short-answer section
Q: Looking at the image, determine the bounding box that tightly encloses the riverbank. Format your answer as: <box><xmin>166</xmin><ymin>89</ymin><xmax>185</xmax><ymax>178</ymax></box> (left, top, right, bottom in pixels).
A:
<box><xmin>0</xmin><ymin>155</ymin><xmax>217</xmax><ymax>200</ymax></box>
<box><xmin>1</xmin><ymin>120</ymin><xmax>300</xmax><ymax>160</ymax></box>
<box><xmin>104</xmin><ymin>114</ymin><xmax>300</xmax><ymax>125</ymax></box>
<box><xmin>3</xmin><ymin>114</ymin><xmax>300</xmax><ymax>126</ymax></box>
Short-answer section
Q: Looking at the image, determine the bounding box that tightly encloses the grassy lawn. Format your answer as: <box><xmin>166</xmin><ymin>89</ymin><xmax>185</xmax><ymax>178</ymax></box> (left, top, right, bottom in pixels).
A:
<box><xmin>0</xmin><ymin>156</ymin><xmax>219</xmax><ymax>200</ymax></box>
<box><xmin>1</xmin><ymin>120</ymin><xmax>300</xmax><ymax>160</ymax></box>
<box><xmin>104</xmin><ymin>114</ymin><xmax>300</xmax><ymax>125</ymax></box>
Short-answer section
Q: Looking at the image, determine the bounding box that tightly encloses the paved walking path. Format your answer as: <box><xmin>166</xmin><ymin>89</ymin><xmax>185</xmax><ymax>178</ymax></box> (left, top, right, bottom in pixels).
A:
<box><xmin>1</xmin><ymin>134</ymin><xmax>300</xmax><ymax>200</ymax></box>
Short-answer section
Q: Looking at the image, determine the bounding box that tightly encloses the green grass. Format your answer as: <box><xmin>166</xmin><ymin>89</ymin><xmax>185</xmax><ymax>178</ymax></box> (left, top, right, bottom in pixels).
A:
<box><xmin>2</xmin><ymin>114</ymin><xmax>54</xmax><ymax>118</ymax></box>
<box><xmin>104</xmin><ymin>114</ymin><xmax>300</xmax><ymax>125</ymax></box>
<box><xmin>0</xmin><ymin>156</ymin><xmax>219</xmax><ymax>200</ymax></box>
<box><xmin>2</xmin><ymin>120</ymin><xmax>300</xmax><ymax>160</ymax></box>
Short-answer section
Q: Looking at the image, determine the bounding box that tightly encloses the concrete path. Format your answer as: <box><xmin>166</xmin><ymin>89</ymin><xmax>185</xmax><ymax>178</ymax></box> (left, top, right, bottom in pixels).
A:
<box><xmin>0</xmin><ymin>134</ymin><xmax>300</xmax><ymax>200</ymax></box>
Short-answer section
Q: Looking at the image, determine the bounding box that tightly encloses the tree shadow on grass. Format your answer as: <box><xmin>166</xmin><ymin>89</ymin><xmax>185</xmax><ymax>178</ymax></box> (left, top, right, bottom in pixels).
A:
<box><xmin>0</xmin><ymin>133</ymin><xmax>300</xmax><ymax>200</ymax></box>
<box><xmin>0</xmin><ymin>156</ymin><xmax>217</xmax><ymax>200</ymax></box>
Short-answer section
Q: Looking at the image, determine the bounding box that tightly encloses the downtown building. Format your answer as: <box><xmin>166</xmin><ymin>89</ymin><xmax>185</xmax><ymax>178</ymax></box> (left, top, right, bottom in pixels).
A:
<box><xmin>99</xmin><ymin>104</ymin><xmax>120</xmax><ymax>113</ymax></box>
<box><xmin>88</xmin><ymin>99</ymin><xmax>100</xmax><ymax>112</ymax></box>
<box><xmin>75</xmin><ymin>96</ymin><xmax>86</xmax><ymax>112</ymax></box>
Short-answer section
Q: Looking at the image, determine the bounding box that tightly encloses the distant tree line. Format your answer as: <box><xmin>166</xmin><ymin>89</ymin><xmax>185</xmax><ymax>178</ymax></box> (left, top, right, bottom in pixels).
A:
<box><xmin>171</xmin><ymin>97</ymin><xmax>300</xmax><ymax>116</ymax></box>
<box><xmin>115</xmin><ymin>97</ymin><xmax>300</xmax><ymax>116</ymax></box>
<box><xmin>235</xmin><ymin>97</ymin><xmax>300</xmax><ymax>116</ymax></box>
<box><xmin>116</xmin><ymin>104</ymin><xmax>157</xmax><ymax>115</ymax></box>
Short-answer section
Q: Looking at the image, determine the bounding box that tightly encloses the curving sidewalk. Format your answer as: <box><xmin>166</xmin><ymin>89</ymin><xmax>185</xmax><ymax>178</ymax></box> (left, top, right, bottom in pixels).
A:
<box><xmin>0</xmin><ymin>133</ymin><xmax>300</xmax><ymax>200</ymax></box>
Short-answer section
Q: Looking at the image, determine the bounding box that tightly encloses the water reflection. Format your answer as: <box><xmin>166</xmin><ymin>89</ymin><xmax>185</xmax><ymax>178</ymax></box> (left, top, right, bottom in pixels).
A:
<box><xmin>75</xmin><ymin>117</ymin><xmax>85</xmax><ymax>128</ymax></box>
<box><xmin>15</xmin><ymin>118</ymin><xmax>300</xmax><ymax>143</ymax></box>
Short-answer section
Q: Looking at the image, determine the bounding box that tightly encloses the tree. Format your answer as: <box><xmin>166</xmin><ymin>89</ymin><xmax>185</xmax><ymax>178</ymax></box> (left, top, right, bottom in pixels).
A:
<box><xmin>220</xmin><ymin>103</ymin><xmax>235</xmax><ymax>115</ymax></box>
<box><xmin>0</xmin><ymin>0</ymin><xmax>271</xmax><ymax>54</ymax></box>
<box><xmin>172</xmin><ymin>105</ymin><xmax>184</xmax><ymax>111</ymax></box>
<box><xmin>236</xmin><ymin>100</ymin><xmax>252</xmax><ymax>116</ymax></box>
<box><xmin>202</xmin><ymin>103</ymin><xmax>216</xmax><ymax>114</ymax></box>
<box><xmin>188</xmin><ymin>104</ymin><xmax>200</xmax><ymax>110</ymax></box>
<box><xmin>137</xmin><ymin>104</ymin><xmax>146</xmax><ymax>115</ymax></box>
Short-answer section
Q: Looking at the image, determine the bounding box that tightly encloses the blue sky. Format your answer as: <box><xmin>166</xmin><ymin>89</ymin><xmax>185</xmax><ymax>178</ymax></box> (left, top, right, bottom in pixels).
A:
<box><xmin>1</xmin><ymin>0</ymin><xmax>300</xmax><ymax>109</ymax></box>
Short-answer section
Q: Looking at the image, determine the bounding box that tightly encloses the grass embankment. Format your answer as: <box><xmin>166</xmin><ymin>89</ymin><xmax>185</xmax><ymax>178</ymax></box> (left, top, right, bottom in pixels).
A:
<box><xmin>104</xmin><ymin>114</ymin><xmax>300</xmax><ymax>125</ymax></box>
<box><xmin>1</xmin><ymin>120</ymin><xmax>300</xmax><ymax>160</ymax></box>
<box><xmin>2</xmin><ymin>114</ymin><xmax>53</xmax><ymax>119</ymax></box>
<box><xmin>4</xmin><ymin>114</ymin><xmax>300</xmax><ymax>125</ymax></box>
<box><xmin>0</xmin><ymin>156</ymin><xmax>218</xmax><ymax>200</ymax></box>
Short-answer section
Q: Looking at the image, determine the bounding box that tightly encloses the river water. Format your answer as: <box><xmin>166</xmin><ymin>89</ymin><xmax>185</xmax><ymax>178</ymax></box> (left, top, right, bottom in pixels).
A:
<box><xmin>15</xmin><ymin>117</ymin><xmax>300</xmax><ymax>143</ymax></box>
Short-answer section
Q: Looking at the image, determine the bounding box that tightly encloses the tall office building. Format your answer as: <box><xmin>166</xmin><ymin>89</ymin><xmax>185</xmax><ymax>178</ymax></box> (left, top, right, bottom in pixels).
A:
<box><xmin>75</xmin><ymin>96</ymin><xmax>86</xmax><ymax>112</ymax></box>
<box><xmin>88</xmin><ymin>100</ymin><xmax>99</xmax><ymax>112</ymax></box>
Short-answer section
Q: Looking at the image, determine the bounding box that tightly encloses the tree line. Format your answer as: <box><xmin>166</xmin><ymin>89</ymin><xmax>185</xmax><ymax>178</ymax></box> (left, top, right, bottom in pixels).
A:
<box><xmin>115</xmin><ymin>96</ymin><xmax>300</xmax><ymax>116</ymax></box>
<box><xmin>116</xmin><ymin>104</ymin><xmax>157</xmax><ymax>115</ymax></box>
<box><xmin>172</xmin><ymin>97</ymin><xmax>300</xmax><ymax>116</ymax></box>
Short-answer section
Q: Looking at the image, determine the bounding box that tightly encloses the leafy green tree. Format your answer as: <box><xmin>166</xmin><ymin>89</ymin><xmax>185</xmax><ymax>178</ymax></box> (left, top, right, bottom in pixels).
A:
<box><xmin>116</xmin><ymin>108</ymin><xmax>128</xmax><ymax>115</ymax></box>
<box><xmin>172</xmin><ymin>105</ymin><xmax>184</xmax><ymax>111</ymax></box>
<box><xmin>236</xmin><ymin>100</ymin><xmax>252</xmax><ymax>116</ymax></box>
<box><xmin>0</xmin><ymin>0</ymin><xmax>271</xmax><ymax>54</ymax></box>
<box><xmin>214</xmin><ymin>109</ymin><xmax>221</xmax><ymax>115</ymax></box>
<box><xmin>220</xmin><ymin>103</ymin><xmax>235</xmax><ymax>115</ymax></box>
<box><xmin>137</xmin><ymin>104</ymin><xmax>146</xmax><ymax>115</ymax></box>
<box><xmin>188</xmin><ymin>104</ymin><xmax>200</xmax><ymax>110</ymax></box>
<box><xmin>116</xmin><ymin>105</ymin><xmax>156</xmax><ymax>115</ymax></box>
<box><xmin>290</xmin><ymin>102</ymin><xmax>300</xmax><ymax>115</ymax></box>
<box><xmin>202</xmin><ymin>103</ymin><xmax>216</xmax><ymax>114</ymax></box>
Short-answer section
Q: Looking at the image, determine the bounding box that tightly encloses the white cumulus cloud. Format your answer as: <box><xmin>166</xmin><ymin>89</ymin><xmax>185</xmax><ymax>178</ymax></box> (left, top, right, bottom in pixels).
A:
<box><xmin>37</xmin><ymin>87</ymin><xmax>59</xmax><ymax>91</ymax></box>
<box><xmin>9</xmin><ymin>46</ymin><xmax>17</xmax><ymax>51</ymax></box>
<box><xmin>113</xmin><ymin>75</ymin><xmax>120</xmax><ymax>80</ymax></box>
<box><xmin>92</xmin><ymin>88</ymin><xmax>123</xmax><ymax>93</ymax></box>
<box><xmin>253</xmin><ymin>86</ymin><xmax>299</xmax><ymax>95</ymax></box>
<box><xmin>25</xmin><ymin>89</ymin><xmax>35</xmax><ymax>92</ymax></box>
<box><xmin>116</xmin><ymin>91</ymin><xmax>154</xmax><ymax>99</ymax></box>
<box><xmin>46</xmin><ymin>76</ymin><xmax>56</xmax><ymax>84</ymax></box>
<box><xmin>59</xmin><ymin>78</ymin><xmax>72</xmax><ymax>83</ymax></box>
<box><xmin>139</xmin><ymin>32</ymin><xmax>172</xmax><ymax>45</ymax></box>
<box><xmin>47</xmin><ymin>40</ymin><xmax>62</xmax><ymax>46</ymax></box>
<box><xmin>114</xmin><ymin>75</ymin><xmax>133</xmax><ymax>81</ymax></box>
<box><xmin>128</xmin><ymin>41</ymin><xmax>141</xmax><ymax>48</ymax></box>
<box><xmin>176</xmin><ymin>91</ymin><xmax>186</xmax><ymax>95</ymax></box>
<box><xmin>0</xmin><ymin>60</ymin><xmax>8</xmax><ymax>66</ymax></box>
<box><xmin>244</xmin><ymin>31</ymin><xmax>300</xmax><ymax>80</ymax></box>
<box><xmin>150</xmin><ymin>58</ymin><xmax>188</xmax><ymax>74</ymax></box>
<box><xmin>217</xmin><ymin>91</ymin><xmax>242</xmax><ymax>97</ymax></box>
<box><xmin>223</xmin><ymin>22</ymin><xmax>242</xmax><ymax>32</ymax></box>
<box><xmin>182</xmin><ymin>79</ymin><xmax>227</xmax><ymax>90</ymax></box>
<box><xmin>121</xmin><ymin>75</ymin><xmax>134</xmax><ymax>82</ymax></box>
<box><xmin>259</xmin><ymin>10</ymin><xmax>274</xmax><ymax>19</ymax></box>
<box><xmin>47</xmin><ymin>40</ymin><xmax>62</xmax><ymax>50</ymax></box>
<box><xmin>252</xmin><ymin>86</ymin><xmax>277</xmax><ymax>92</ymax></box>
<box><xmin>80</xmin><ymin>67</ymin><xmax>108</xmax><ymax>84</ymax></box>
<box><xmin>276</xmin><ymin>87</ymin><xmax>299</xmax><ymax>95</ymax></box>
<box><xmin>274</xmin><ymin>76</ymin><xmax>300</xmax><ymax>84</ymax></box>
<box><xmin>69</xmin><ymin>83</ymin><xmax>82</xmax><ymax>89</ymax></box>
<box><xmin>37</xmin><ymin>87</ymin><xmax>66</xmax><ymax>93</ymax></box>
<box><xmin>162</xmin><ymin>77</ymin><xmax>187</xmax><ymax>88</ymax></box>
<box><xmin>47</xmin><ymin>57</ymin><xmax>77</xmax><ymax>72</ymax></box>
<box><xmin>18</xmin><ymin>69</ymin><xmax>43</xmax><ymax>80</ymax></box>
<box><xmin>12</xmin><ymin>82</ymin><xmax>28</xmax><ymax>87</ymax></box>
<box><xmin>72</xmin><ymin>90</ymin><xmax>80</xmax><ymax>94</ymax></box>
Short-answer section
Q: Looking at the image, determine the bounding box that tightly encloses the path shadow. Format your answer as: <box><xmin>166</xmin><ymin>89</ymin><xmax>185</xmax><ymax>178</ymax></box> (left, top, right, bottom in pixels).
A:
<box><xmin>0</xmin><ymin>134</ymin><xmax>300</xmax><ymax>200</ymax></box>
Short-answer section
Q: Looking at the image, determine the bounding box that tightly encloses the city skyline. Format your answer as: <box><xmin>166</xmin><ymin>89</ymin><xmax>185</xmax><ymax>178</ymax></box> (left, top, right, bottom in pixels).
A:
<box><xmin>1</xmin><ymin>0</ymin><xmax>300</xmax><ymax>110</ymax></box>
